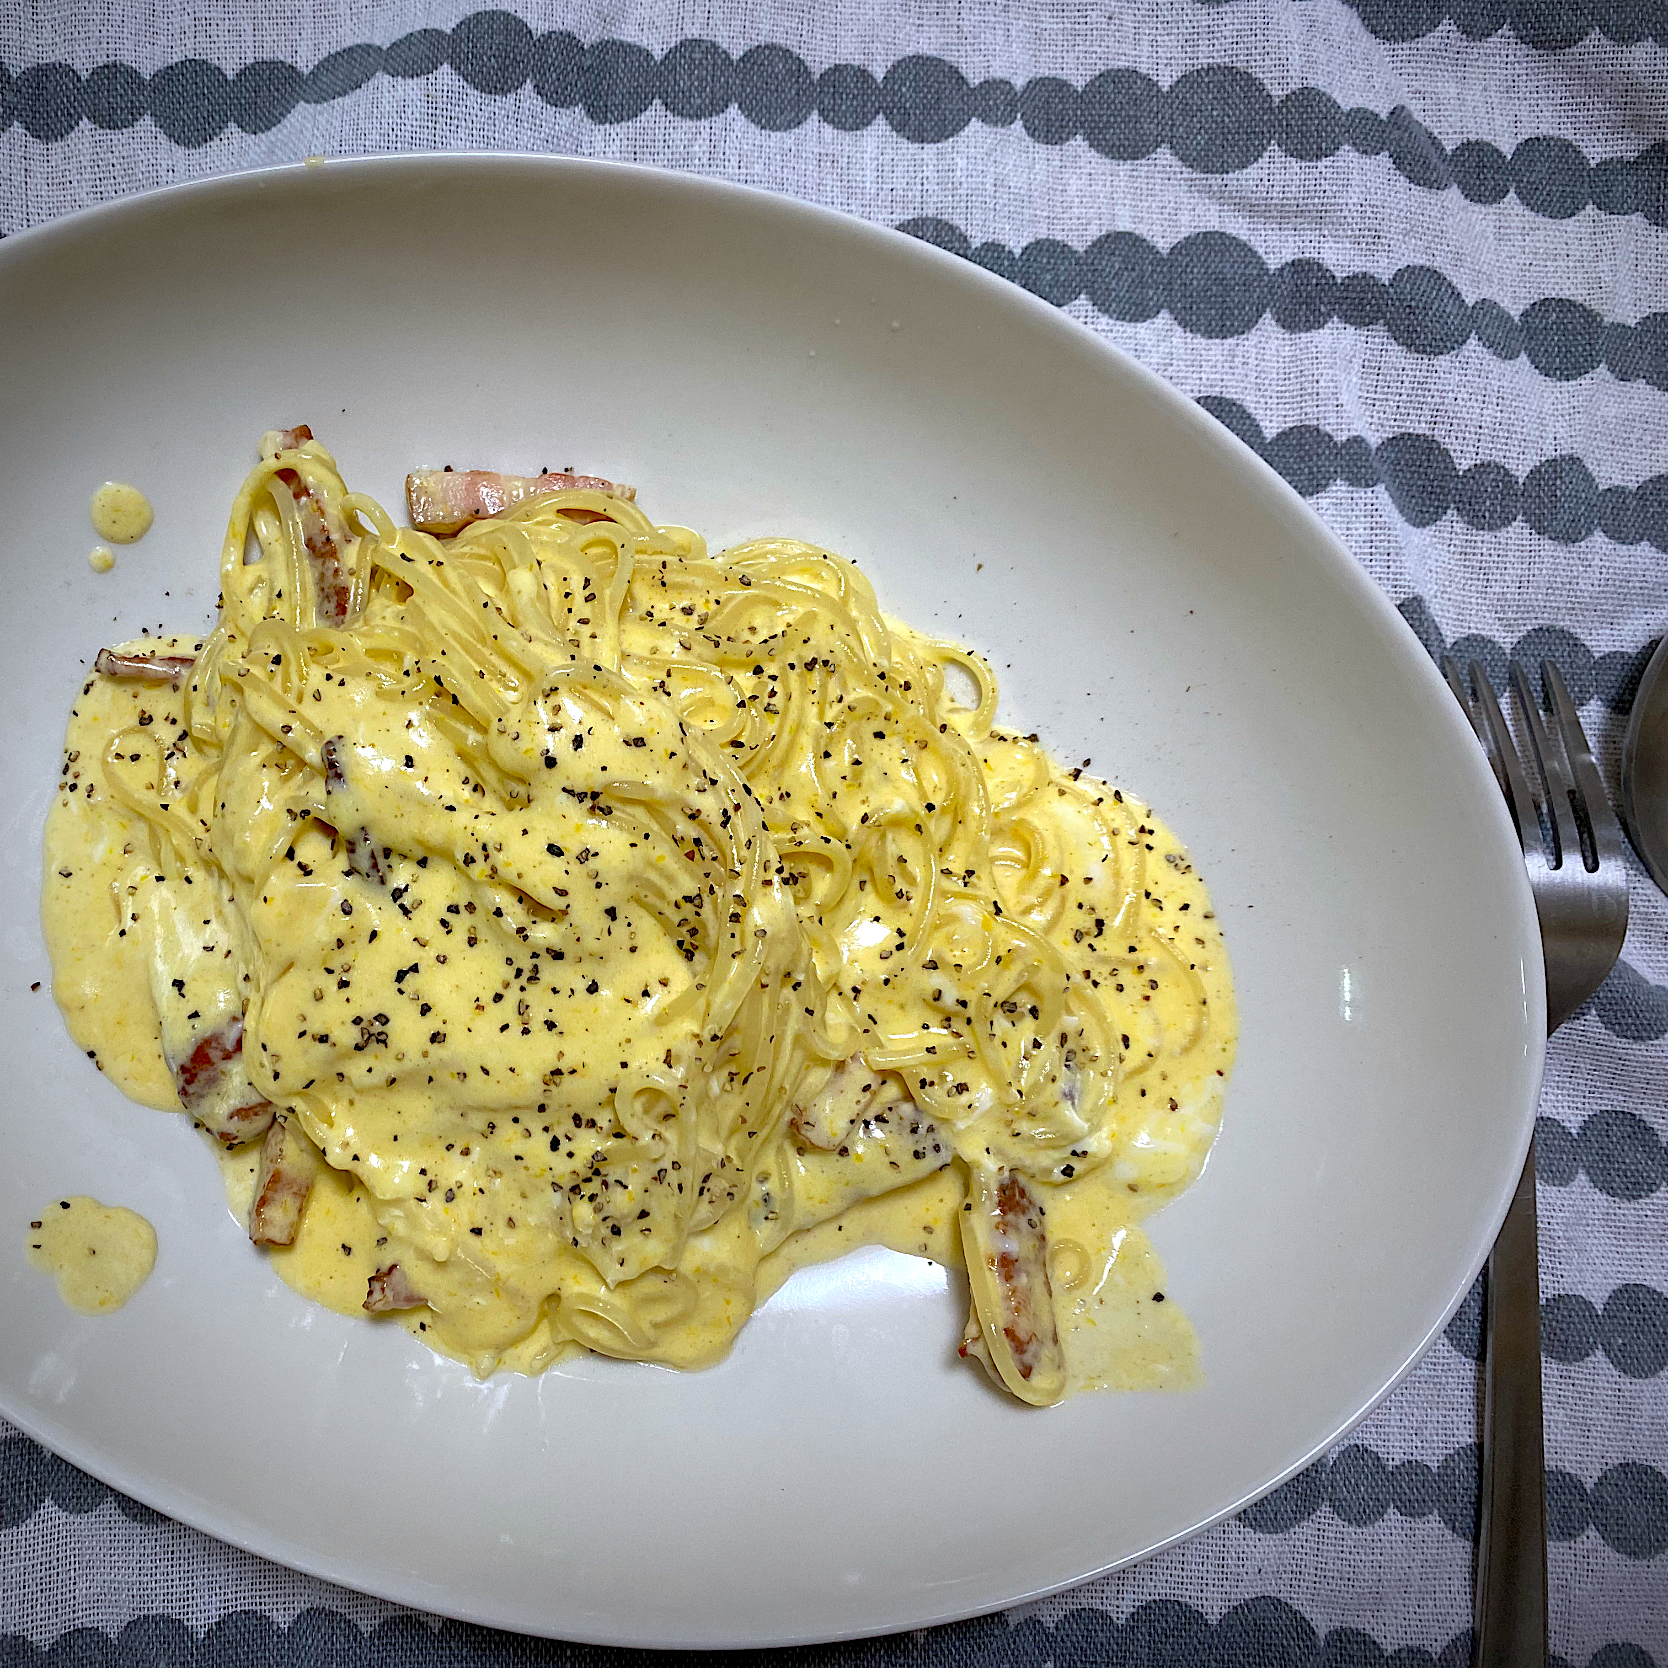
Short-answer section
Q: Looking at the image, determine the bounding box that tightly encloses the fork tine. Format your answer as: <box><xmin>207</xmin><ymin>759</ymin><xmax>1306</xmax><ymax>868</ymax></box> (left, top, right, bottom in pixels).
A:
<box><xmin>1543</xmin><ymin>659</ymin><xmax>1625</xmax><ymax>870</ymax></box>
<box><xmin>1442</xmin><ymin>655</ymin><xmax>1499</xmax><ymax>781</ymax></box>
<box><xmin>1441</xmin><ymin>654</ymin><xmax>1476</xmax><ymax>722</ymax></box>
<box><xmin>1465</xmin><ymin>661</ymin><xmax>1535</xmax><ymax>853</ymax></box>
<box><xmin>1510</xmin><ymin>662</ymin><xmax>1581</xmax><ymax>870</ymax></box>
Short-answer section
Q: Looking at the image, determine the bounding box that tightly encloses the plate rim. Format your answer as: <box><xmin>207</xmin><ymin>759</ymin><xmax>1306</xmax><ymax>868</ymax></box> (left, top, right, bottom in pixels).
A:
<box><xmin>0</xmin><ymin>149</ymin><xmax>1547</xmax><ymax>1647</ymax></box>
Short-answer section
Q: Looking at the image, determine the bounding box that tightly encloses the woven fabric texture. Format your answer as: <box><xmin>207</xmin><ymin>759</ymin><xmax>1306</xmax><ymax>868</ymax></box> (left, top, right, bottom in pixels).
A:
<box><xmin>1</xmin><ymin>2</ymin><xmax>1665</xmax><ymax>1662</ymax></box>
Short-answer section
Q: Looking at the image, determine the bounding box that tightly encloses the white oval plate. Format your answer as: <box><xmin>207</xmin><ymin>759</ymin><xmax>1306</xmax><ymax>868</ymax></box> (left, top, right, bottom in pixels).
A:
<box><xmin>0</xmin><ymin>156</ymin><xmax>1540</xmax><ymax>1647</ymax></box>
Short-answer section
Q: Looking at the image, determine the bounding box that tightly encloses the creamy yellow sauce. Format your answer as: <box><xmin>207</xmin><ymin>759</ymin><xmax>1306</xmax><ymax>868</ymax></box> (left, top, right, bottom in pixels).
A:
<box><xmin>44</xmin><ymin>643</ymin><xmax>206</xmax><ymax>1110</ymax></box>
<box><xmin>90</xmin><ymin>483</ymin><xmax>153</xmax><ymax>544</ymax></box>
<box><xmin>41</xmin><ymin>432</ymin><xmax>1235</xmax><ymax>1403</ymax></box>
<box><xmin>89</xmin><ymin>546</ymin><xmax>115</xmax><ymax>573</ymax></box>
<box><xmin>27</xmin><ymin>1196</ymin><xmax>156</xmax><ymax>1314</ymax></box>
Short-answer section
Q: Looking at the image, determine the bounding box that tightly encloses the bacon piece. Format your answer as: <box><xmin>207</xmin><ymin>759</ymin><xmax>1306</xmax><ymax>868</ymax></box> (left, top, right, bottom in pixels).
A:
<box><xmin>173</xmin><ymin>1018</ymin><xmax>241</xmax><ymax>1101</ymax></box>
<box><xmin>406</xmin><ymin>467</ymin><xmax>637</xmax><ymax>536</ymax></box>
<box><xmin>364</xmin><ymin>1264</ymin><xmax>428</xmax><ymax>1313</ymax></box>
<box><xmin>248</xmin><ymin>1115</ymin><xmax>318</xmax><ymax>1246</ymax></box>
<box><xmin>319</xmin><ymin>736</ymin><xmax>388</xmax><ymax>884</ymax></box>
<box><xmin>790</xmin><ymin>1059</ymin><xmax>905</xmax><ymax>1151</ymax></box>
<box><xmin>959</xmin><ymin>1166</ymin><xmax>1067</xmax><ymax>1406</ymax></box>
<box><xmin>264</xmin><ymin>423</ymin><xmax>354</xmax><ymax>625</ymax></box>
<box><xmin>94</xmin><ymin>649</ymin><xmax>196</xmax><ymax>686</ymax></box>
<box><xmin>168</xmin><ymin>1015</ymin><xmax>276</xmax><ymax>1146</ymax></box>
<box><xmin>199</xmin><ymin>1097</ymin><xmax>275</xmax><ymax>1146</ymax></box>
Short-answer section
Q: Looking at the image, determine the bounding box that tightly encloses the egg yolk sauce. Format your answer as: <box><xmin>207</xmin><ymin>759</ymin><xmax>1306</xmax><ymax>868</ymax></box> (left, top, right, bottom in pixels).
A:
<box><xmin>42</xmin><ymin>430</ymin><xmax>1234</xmax><ymax>1403</ymax></box>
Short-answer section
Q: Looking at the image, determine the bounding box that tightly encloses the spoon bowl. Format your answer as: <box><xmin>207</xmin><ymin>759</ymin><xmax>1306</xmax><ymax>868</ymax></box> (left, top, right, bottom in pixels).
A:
<box><xmin>1621</xmin><ymin>636</ymin><xmax>1668</xmax><ymax>894</ymax></box>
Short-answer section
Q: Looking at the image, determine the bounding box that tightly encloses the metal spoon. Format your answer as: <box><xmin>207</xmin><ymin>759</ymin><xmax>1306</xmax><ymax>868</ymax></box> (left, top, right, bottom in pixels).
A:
<box><xmin>1621</xmin><ymin>635</ymin><xmax>1668</xmax><ymax>893</ymax></box>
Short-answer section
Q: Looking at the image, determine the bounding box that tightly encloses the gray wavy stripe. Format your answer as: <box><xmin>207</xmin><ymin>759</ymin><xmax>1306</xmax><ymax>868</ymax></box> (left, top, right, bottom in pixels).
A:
<box><xmin>1584</xmin><ymin>960</ymin><xmax>1668</xmax><ymax>1043</ymax></box>
<box><xmin>1444</xmin><ymin>1264</ymin><xmax>1668</xmax><ymax>1379</ymax></box>
<box><xmin>1443</xmin><ymin>1110</ymin><xmax>1668</xmax><ymax>1374</ymax></box>
<box><xmin>0</xmin><ymin>1598</ymin><xmax>1653</xmax><ymax>1668</ymax></box>
<box><xmin>7</xmin><ymin>1419</ymin><xmax>1667</xmax><ymax>1571</ymax></box>
<box><xmin>1338</xmin><ymin>0</ymin><xmax>1668</xmax><ymax>49</ymax></box>
<box><xmin>1537</xmin><ymin>1109</ymin><xmax>1668</xmax><ymax>1199</ymax></box>
<box><xmin>1241</xmin><ymin>1440</ymin><xmax>1668</xmax><ymax>1559</ymax></box>
<box><xmin>1201</xmin><ymin>394</ymin><xmax>1668</xmax><ymax>549</ymax></box>
<box><xmin>899</xmin><ymin>219</ymin><xmax>1668</xmax><ymax>391</ymax></box>
<box><xmin>1394</xmin><ymin>597</ymin><xmax>1658</xmax><ymax>716</ymax></box>
<box><xmin>1199</xmin><ymin>0</ymin><xmax>1668</xmax><ymax>50</ymax></box>
<box><xmin>0</xmin><ymin>1437</ymin><xmax>161</xmax><ymax>1532</ymax></box>
<box><xmin>2</xmin><ymin>11</ymin><xmax>1666</xmax><ymax>227</ymax></box>
<box><xmin>0</xmin><ymin>1609</ymin><xmax>1482</xmax><ymax>1668</ymax></box>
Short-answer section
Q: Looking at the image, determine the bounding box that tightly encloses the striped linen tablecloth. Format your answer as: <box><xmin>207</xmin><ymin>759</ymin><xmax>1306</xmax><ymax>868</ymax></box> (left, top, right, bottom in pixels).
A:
<box><xmin>3</xmin><ymin>3</ymin><xmax>1665</xmax><ymax>1663</ymax></box>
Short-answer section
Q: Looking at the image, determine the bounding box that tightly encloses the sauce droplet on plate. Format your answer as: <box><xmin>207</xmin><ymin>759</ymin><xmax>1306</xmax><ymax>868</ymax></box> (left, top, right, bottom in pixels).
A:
<box><xmin>90</xmin><ymin>483</ymin><xmax>153</xmax><ymax>544</ymax></box>
<box><xmin>26</xmin><ymin>1196</ymin><xmax>156</xmax><ymax>1314</ymax></box>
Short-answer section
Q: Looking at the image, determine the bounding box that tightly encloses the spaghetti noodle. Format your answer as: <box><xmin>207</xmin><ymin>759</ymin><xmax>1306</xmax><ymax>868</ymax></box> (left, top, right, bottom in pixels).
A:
<box><xmin>42</xmin><ymin>429</ymin><xmax>1234</xmax><ymax>1404</ymax></box>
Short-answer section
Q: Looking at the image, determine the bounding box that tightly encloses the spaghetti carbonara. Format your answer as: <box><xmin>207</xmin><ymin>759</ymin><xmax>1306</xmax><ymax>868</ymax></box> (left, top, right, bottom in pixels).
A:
<box><xmin>42</xmin><ymin>429</ymin><xmax>1234</xmax><ymax>1405</ymax></box>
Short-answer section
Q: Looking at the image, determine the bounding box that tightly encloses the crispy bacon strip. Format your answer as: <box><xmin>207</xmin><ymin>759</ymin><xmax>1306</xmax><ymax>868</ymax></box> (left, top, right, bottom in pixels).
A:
<box><xmin>169</xmin><ymin>1016</ymin><xmax>275</xmax><ymax>1146</ymax></box>
<box><xmin>248</xmin><ymin>1116</ymin><xmax>318</xmax><ymax>1246</ymax></box>
<box><xmin>94</xmin><ymin>649</ymin><xmax>195</xmax><ymax>686</ymax></box>
<box><xmin>319</xmin><ymin>736</ymin><xmax>388</xmax><ymax>884</ymax></box>
<box><xmin>264</xmin><ymin>422</ymin><xmax>355</xmax><ymax>625</ymax></box>
<box><xmin>406</xmin><ymin>467</ymin><xmax>637</xmax><ymax>536</ymax></box>
<box><xmin>364</xmin><ymin>1264</ymin><xmax>428</xmax><ymax>1313</ymax></box>
<box><xmin>959</xmin><ymin>1166</ymin><xmax>1067</xmax><ymax>1406</ymax></box>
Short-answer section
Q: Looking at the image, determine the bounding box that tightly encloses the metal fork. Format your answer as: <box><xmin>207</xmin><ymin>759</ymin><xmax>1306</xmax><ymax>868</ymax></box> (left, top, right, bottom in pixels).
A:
<box><xmin>1442</xmin><ymin>656</ymin><xmax>1629</xmax><ymax>1667</ymax></box>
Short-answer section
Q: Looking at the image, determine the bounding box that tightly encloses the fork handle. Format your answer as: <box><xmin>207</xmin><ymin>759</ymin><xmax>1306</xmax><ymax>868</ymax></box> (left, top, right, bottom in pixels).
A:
<box><xmin>1474</xmin><ymin>1149</ymin><xmax>1548</xmax><ymax>1665</ymax></box>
